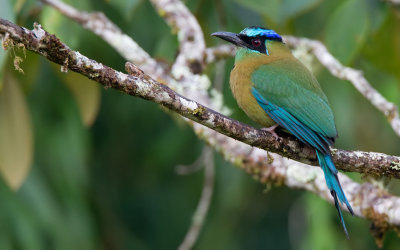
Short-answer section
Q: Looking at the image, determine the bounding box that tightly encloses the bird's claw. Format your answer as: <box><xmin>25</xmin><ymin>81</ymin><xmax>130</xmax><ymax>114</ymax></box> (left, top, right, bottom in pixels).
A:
<box><xmin>261</xmin><ymin>124</ymin><xmax>279</xmax><ymax>140</ymax></box>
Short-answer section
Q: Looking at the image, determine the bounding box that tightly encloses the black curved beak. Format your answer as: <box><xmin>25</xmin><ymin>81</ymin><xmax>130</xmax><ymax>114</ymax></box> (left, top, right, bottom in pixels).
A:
<box><xmin>211</xmin><ymin>31</ymin><xmax>246</xmax><ymax>47</ymax></box>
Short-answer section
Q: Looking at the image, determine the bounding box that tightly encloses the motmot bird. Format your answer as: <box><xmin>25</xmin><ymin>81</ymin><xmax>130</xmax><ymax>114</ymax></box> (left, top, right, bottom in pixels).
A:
<box><xmin>212</xmin><ymin>27</ymin><xmax>354</xmax><ymax>236</ymax></box>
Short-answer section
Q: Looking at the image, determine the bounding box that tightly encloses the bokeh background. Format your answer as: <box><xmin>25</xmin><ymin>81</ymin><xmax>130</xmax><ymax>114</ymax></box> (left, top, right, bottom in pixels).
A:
<box><xmin>1</xmin><ymin>0</ymin><xmax>400</xmax><ymax>249</ymax></box>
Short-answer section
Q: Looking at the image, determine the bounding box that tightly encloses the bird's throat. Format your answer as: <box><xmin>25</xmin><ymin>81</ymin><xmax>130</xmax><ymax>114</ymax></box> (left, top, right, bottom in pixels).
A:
<box><xmin>235</xmin><ymin>42</ymin><xmax>291</xmax><ymax>64</ymax></box>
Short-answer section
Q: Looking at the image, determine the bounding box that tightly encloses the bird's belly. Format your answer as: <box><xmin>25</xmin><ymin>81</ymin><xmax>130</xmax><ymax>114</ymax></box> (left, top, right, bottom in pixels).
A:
<box><xmin>230</xmin><ymin>65</ymin><xmax>275</xmax><ymax>127</ymax></box>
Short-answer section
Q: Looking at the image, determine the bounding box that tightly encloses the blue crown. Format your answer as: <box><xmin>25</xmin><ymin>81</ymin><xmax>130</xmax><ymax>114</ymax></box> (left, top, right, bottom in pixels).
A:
<box><xmin>240</xmin><ymin>27</ymin><xmax>282</xmax><ymax>41</ymax></box>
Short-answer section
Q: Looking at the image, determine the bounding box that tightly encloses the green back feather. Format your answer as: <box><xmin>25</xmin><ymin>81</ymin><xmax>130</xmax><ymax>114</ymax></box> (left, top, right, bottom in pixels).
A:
<box><xmin>251</xmin><ymin>58</ymin><xmax>338</xmax><ymax>138</ymax></box>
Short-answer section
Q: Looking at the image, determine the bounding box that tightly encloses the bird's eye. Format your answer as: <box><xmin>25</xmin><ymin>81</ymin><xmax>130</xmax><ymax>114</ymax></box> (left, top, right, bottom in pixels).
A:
<box><xmin>251</xmin><ymin>38</ymin><xmax>262</xmax><ymax>47</ymax></box>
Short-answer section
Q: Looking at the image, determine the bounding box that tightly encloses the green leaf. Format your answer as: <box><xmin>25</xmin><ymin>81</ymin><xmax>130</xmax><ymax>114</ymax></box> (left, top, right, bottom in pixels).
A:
<box><xmin>325</xmin><ymin>0</ymin><xmax>369</xmax><ymax>64</ymax></box>
<box><xmin>0</xmin><ymin>70</ymin><xmax>33</xmax><ymax>190</ymax></box>
<box><xmin>233</xmin><ymin>0</ymin><xmax>323</xmax><ymax>25</ymax></box>
<box><xmin>59</xmin><ymin>69</ymin><xmax>101</xmax><ymax>127</ymax></box>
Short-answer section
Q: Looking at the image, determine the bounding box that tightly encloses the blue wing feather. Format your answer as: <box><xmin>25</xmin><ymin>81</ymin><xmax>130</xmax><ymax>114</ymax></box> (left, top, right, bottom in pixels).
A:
<box><xmin>251</xmin><ymin>87</ymin><xmax>353</xmax><ymax>237</ymax></box>
<box><xmin>251</xmin><ymin>88</ymin><xmax>331</xmax><ymax>154</ymax></box>
<box><xmin>251</xmin><ymin>61</ymin><xmax>338</xmax><ymax>139</ymax></box>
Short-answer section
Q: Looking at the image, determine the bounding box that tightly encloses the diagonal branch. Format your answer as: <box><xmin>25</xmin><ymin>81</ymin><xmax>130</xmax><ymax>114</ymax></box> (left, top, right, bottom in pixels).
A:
<box><xmin>0</xmin><ymin>16</ymin><xmax>399</xmax><ymax>180</ymax></box>
<box><xmin>0</xmin><ymin>18</ymin><xmax>399</xmax><ymax>177</ymax></box>
<box><xmin>1</xmin><ymin>17</ymin><xmax>399</xmax><ymax>175</ymax></box>
<box><xmin>1</xmin><ymin>16</ymin><xmax>400</xmax><ymax>236</ymax></box>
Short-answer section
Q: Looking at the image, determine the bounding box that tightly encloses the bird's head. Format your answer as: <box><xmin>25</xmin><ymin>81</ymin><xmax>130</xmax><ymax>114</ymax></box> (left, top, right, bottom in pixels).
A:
<box><xmin>212</xmin><ymin>26</ymin><xmax>283</xmax><ymax>56</ymax></box>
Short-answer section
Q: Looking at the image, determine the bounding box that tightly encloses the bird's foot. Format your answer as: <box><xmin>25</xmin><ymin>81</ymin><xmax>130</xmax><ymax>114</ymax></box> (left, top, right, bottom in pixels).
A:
<box><xmin>261</xmin><ymin>124</ymin><xmax>279</xmax><ymax>140</ymax></box>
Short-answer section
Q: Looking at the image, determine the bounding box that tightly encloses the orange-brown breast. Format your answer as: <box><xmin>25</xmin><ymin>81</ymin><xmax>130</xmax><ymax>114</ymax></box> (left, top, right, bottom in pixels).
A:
<box><xmin>229</xmin><ymin>48</ymin><xmax>291</xmax><ymax>128</ymax></box>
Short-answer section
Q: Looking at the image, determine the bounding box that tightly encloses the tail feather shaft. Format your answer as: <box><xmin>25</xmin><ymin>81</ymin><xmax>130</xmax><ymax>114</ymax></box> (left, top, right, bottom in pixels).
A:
<box><xmin>316</xmin><ymin>150</ymin><xmax>354</xmax><ymax>237</ymax></box>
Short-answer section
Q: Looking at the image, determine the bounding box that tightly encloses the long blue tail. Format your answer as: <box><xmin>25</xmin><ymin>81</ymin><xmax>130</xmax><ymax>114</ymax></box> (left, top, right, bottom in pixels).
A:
<box><xmin>316</xmin><ymin>150</ymin><xmax>354</xmax><ymax>238</ymax></box>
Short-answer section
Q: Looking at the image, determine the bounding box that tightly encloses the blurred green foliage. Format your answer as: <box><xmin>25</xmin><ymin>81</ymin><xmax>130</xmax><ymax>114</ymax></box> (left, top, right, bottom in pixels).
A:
<box><xmin>0</xmin><ymin>0</ymin><xmax>400</xmax><ymax>249</ymax></box>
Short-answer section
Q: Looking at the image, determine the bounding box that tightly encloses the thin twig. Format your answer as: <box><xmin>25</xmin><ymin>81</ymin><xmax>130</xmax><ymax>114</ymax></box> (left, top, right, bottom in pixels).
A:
<box><xmin>175</xmin><ymin>146</ymin><xmax>208</xmax><ymax>175</ymax></box>
<box><xmin>178</xmin><ymin>146</ymin><xmax>214</xmax><ymax>250</ymax></box>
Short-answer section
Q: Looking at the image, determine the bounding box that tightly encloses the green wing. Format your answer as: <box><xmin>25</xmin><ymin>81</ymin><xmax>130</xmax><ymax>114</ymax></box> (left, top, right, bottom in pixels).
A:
<box><xmin>251</xmin><ymin>59</ymin><xmax>337</xmax><ymax>138</ymax></box>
